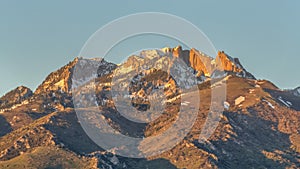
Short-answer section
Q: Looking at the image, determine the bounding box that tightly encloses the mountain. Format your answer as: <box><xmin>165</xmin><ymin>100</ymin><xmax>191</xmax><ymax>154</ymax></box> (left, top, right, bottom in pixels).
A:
<box><xmin>292</xmin><ymin>87</ymin><xmax>300</xmax><ymax>97</ymax></box>
<box><xmin>0</xmin><ymin>86</ymin><xmax>32</xmax><ymax>110</ymax></box>
<box><xmin>165</xmin><ymin>46</ymin><xmax>255</xmax><ymax>79</ymax></box>
<box><xmin>0</xmin><ymin>47</ymin><xmax>299</xmax><ymax>169</ymax></box>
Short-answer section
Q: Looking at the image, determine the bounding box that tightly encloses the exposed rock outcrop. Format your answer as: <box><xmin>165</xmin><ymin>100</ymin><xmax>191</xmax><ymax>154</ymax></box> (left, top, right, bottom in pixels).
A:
<box><xmin>2</xmin><ymin>47</ymin><xmax>299</xmax><ymax>169</ymax></box>
<box><xmin>35</xmin><ymin>57</ymin><xmax>116</xmax><ymax>95</ymax></box>
<box><xmin>215</xmin><ymin>51</ymin><xmax>255</xmax><ymax>79</ymax></box>
<box><xmin>0</xmin><ymin>86</ymin><xmax>33</xmax><ymax>109</ymax></box>
<box><xmin>34</xmin><ymin>58</ymin><xmax>78</xmax><ymax>94</ymax></box>
<box><xmin>168</xmin><ymin>46</ymin><xmax>254</xmax><ymax>79</ymax></box>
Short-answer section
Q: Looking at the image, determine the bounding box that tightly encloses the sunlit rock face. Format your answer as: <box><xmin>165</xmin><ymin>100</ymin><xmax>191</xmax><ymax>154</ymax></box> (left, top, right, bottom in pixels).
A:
<box><xmin>0</xmin><ymin>86</ymin><xmax>33</xmax><ymax>109</ymax></box>
<box><xmin>34</xmin><ymin>57</ymin><xmax>117</xmax><ymax>95</ymax></box>
<box><xmin>4</xmin><ymin>46</ymin><xmax>300</xmax><ymax>169</ymax></box>
<box><xmin>214</xmin><ymin>51</ymin><xmax>255</xmax><ymax>79</ymax></box>
<box><xmin>34</xmin><ymin>59</ymin><xmax>79</xmax><ymax>94</ymax></box>
<box><xmin>168</xmin><ymin>46</ymin><xmax>254</xmax><ymax>79</ymax></box>
<box><xmin>215</xmin><ymin>51</ymin><xmax>243</xmax><ymax>72</ymax></box>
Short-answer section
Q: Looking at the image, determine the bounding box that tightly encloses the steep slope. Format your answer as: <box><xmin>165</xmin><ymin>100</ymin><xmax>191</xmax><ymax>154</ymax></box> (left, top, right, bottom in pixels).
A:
<box><xmin>34</xmin><ymin>58</ymin><xmax>78</xmax><ymax>94</ymax></box>
<box><xmin>0</xmin><ymin>47</ymin><xmax>299</xmax><ymax>168</ymax></box>
<box><xmin>215</xmin><ymin>51</ymin><xmax>255</xmax><ymax>79</ymax></box>
<box><xmin>263</xmin><ymin>85</ymin><xmax>300</xmax><ymax>111</ymax></box>
<box><xmin>164</xmin><ymin>46</ymin><xmax>255</xmax><ymax>79</ymax></box>
<box><xmin>292</xmin><ymin>87</ymin><xmax>300</xmax><ymax>97</ymax></box>
<box><xmin>0</xmin><ymin>58</ymin><xmax>117</xmax><ymax>139</ymax></box>
<box><xmin>0</xmin><ymin>146</ymin><xmax>97</xmax><ymax>169</ymax></box>
<box><xmin>35</xmin><ymin>57</ymin><xmax>116</xmax><ymax>94</ymax></box>
<box><xmin>72</xmin><ymin>48</ymin><xmax>300</xmax><ymax>168</ymax></box>
<box><xmin>0</xmin><ymin>86</ymin><xmax>32</xmax><ymax>110</ymax></box>
<box><xmin>0</xmin><ymin>110</ymin><xmax>98</xmax><ymax>168</ymax></box>
<box><xmin>131</xmin><ymin>76</ymin><xmax>299</xmax><ymax>169</ymax></box>
<box><xmin>0</xmin><ymin>86</ymin><xmax>36</xmax><ymax>135</ymax></box>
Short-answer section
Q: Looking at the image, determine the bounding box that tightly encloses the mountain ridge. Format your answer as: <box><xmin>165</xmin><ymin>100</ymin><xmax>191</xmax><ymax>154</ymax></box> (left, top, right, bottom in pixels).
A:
<box><xmin>0</xmin><ymin>47</ymin><xmax>299</xmax><ymax>168</ymax></box>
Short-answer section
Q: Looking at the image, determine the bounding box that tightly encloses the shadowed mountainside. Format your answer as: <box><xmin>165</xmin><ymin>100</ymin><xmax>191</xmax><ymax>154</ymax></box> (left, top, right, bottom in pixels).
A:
<box><xmin>0</xmin><ymin>47</ymin><xmax>299</xmax><ymax>168</ymax></box>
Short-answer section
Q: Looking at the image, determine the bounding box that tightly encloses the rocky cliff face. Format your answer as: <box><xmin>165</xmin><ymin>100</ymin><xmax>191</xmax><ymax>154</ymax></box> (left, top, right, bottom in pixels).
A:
<box><xmin>0</xmin><ymin>47</ymin><xmax>299</xmax><ymax>169</ymax></box>
<box><xmin>0</xmin><ymin>86</ymin><xmax>32</xmax><ymax>109</ymax></box>
<box><xmin>35</xmin><ymin>57</ymin><xmax>117</xmax><ymax>95</ymax></box>
<box><xmin>171</xmin><ymin>46</ymin><xmax>212</xmax><ymax>76</ymax></box>
<box><xmin>34</xmin><ymin>58</ymin><xmax>78</xmax><ymax>94</ymax></box>
<box><xmin>168</xmin><ymin>46</ymin><xmax>254</xmax><ymax>79</ymax></box>
<box><xmin>189</xmin><ymin>48</ymin><xmax>212</xmax><ymax>76</ymax></box>
<box><xmin>214</xmin><ymin>51</ymin><xmax>255</xmax><ymax>79</ymax></box>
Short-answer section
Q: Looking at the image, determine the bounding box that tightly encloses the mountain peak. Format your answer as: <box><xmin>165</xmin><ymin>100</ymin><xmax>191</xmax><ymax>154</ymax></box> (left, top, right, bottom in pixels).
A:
<box><xmin>35</xmin><ymin>57</ymin><xmax>116</xmax><ymax>95</ymax></box>
<box><xmin>172</xmin><ymin>45</ymin><xmax>182</xmax><ymax>57</ymax></box>
<box><xmin>158</xmin><ymin>47</ymin><xmax>254</xmax><ymax>79</ymax></box>
<box><xmin>216</xmin><ymin>51</ymin><xmax>241</xmax><ymax>72</ymax></box>
<box><xmin>34</xmin><ymin>59</ymin><xmax>79</xmax><ymax>94</ymax></box>
<box><xmin>161</xmin><ymin>47</ymin><xmax>172</xmax><ymax>53</ymax></box>
<box><xmin>215</xmin><ymin>50</ymin><xmax>255</xmax><ymax>79</ymax></box>
<box><xmin>0</xmin><ymin>86</ymin><xmax>33</xmax><ymax>109</ymax></box>
<box><xmin>1</xmin><ymin>47</ymin><xmax>300</xmax><ymax>168</ymax></box>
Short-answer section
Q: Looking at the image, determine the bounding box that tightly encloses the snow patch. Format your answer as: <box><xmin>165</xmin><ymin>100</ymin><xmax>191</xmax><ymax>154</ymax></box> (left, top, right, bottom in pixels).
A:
<box><xmin>286</xmin><ymin>101</ymin><xmax>292</xmax><ymax>106</ymax></box>
<box><xmin>249</xmin><ymin>89</ymin><xmax>255</xmax><ymax>94</ymax></box>
<box><xmin>140</xmin><ymin>49</ymin><xmax>165</xmax><ymax>59</ymax></box>
<box><xmin>278</xmin><ymin>96</ymin><xmax>290</xmax><ymax>107</ymax></box>
<box><xmin>262</xmin><ymin>99</ymin><xmax>275</xmax><ymax>109</ymax></box>
<box><xmin>181</xmin><ymin>101</ymin><xmax>190</xmax><ymax>106</ymax></box>
<box><xmin>223</xmin><ymin>102</ymin><xmax>230</xmax><ymax>110</ymax></box>
<box><xmin>235</xmin><ymin>96</ymin><xmax>245</xmax><ymax>105</ymax></box>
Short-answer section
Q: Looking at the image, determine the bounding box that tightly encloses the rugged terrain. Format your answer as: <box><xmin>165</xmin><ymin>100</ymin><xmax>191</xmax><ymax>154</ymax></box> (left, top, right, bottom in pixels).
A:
<box><xmin>0</xmin><ymin>46</ymin><xmax>299</xmax><ymax>169</ymax></box>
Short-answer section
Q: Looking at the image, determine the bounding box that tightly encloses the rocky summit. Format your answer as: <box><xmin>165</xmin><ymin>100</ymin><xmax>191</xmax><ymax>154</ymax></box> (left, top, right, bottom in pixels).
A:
<box><xmin>163</xmin><ymin>46</ymin><xmax>255</xmax><ymax>79</ymax></box>
<box><xmin>0</xmin><ymin>47</ymin><xmax>299</xmax><ymax>169</ymax></box>
<box><xmin>0</xmin><ymin>86</ymin><xmax>32</xmax><ymax>110</ymax></box>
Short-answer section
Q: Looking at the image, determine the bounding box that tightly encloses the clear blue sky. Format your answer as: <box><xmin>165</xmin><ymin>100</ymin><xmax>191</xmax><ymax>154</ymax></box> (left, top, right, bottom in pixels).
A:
<box><xmin>0</xmin><ymin>0</ymin><xmax>299</xmax><ymax>96</ymax></box>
